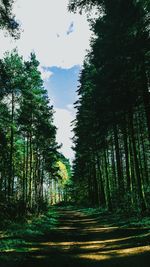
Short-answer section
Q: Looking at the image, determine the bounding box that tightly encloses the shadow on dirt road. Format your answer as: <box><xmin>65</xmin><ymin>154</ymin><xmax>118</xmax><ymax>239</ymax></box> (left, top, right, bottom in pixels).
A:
<box><xmin>1</xmin><ymin>209</ymin><xmax>150</xmax><ymax>267</ymax></box>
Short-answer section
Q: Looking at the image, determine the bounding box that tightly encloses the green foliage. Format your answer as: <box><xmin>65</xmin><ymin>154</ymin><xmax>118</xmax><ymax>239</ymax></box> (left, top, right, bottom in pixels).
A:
<box><xmin>49</xmin><ymin>153</ymin><xmax>72</xmax><ymax>205</ymax></box>
<box><xmin>71</xmin><ymin>0</ymin><xmax>150</xmax><ymax>213</ymax></box>
<box><xmin>0</xmin><ymin>208</ymin><xmax>59</xmax><ymax>257</ymax></box>
<box><xmin>0</xmin><ymin>50</ymin><xmax>61</xmax><ymax>215</ymax></box>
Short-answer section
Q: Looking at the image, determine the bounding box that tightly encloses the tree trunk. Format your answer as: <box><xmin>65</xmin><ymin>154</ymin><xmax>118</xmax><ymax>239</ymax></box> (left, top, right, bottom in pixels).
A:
<box><xmin>113</xmin><ymin>123</ymin><xmax>124</xmax><ymax>198</ymax></box>
<box><xmin>129</xmin><ymin>112</ymin><xmax>146</xmax><ymax>211</ymax></box>
<box><xmin>9</xmin><ymin>91</ymin><xmax>15</xmax><ymax>197</ymax></box>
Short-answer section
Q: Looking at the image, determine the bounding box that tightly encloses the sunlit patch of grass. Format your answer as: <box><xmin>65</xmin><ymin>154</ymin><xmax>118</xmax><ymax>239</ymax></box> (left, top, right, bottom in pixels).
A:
<box><xmin>0</xmin><ymin>238</ymin><xmax>30</xmax><ymax>252</ymax></box>
<box><xmin>0</xmin><ymin>231</ymin><xmax>8</xmax><ymax>239</ymax></box>
<box><xmin>2</xmin><ymin>249</ymin><xmax>15</xmax><ymax>252</ymax></box>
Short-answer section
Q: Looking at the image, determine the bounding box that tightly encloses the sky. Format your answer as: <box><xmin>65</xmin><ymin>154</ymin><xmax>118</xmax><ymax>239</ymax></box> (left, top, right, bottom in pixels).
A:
<box><xmin>0</xmin><ymin>0</ymin><xmax>93</xmax><ymax>161</ymax></box>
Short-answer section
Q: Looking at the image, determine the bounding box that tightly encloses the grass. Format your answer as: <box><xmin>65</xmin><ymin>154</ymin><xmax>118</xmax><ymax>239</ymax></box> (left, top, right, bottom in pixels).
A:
<box><xmin>76</xmin><ymin>207</ymin><xmax>150</xmax><ymax>228</ymax></box>
<box><xmin>0</xmin><ymin>207</ymin><xmax>60</xmax><ymax>264</ymax></box>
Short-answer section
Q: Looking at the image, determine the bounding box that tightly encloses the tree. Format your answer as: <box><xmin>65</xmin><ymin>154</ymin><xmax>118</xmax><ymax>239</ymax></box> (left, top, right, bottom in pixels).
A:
<box><xmin>0</xmin><ymin>0</ymin><xmax>19</xmax><ymax>37</ymax></box>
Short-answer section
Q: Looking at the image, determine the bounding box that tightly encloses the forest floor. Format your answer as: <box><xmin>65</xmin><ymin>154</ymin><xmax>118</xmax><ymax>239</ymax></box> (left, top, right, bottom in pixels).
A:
<box><xmin>0</xmin><ymin>207</ymin><xmax>150</xmax><ymax>267</ymax></box>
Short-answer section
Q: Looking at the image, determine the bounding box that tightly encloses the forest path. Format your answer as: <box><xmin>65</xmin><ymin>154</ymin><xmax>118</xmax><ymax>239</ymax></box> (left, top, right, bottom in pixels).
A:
<box><xmin>1</xmin><ymin>208</ymin><xmax>150</xmax><ymax>267</ymax></box>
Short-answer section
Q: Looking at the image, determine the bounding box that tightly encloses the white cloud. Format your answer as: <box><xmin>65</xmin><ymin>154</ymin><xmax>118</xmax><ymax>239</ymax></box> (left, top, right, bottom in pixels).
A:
<box><xmin>66</xmin><ymin>103</ymin><xmax>76</xmax><ymax>117</ymax></box>
<box><xmin>54</xmin><ymin>108</ymin><xmax>75</xmax><ymax>161</ymax></box>
<box><xmin>38</xmin><ymin>66</ymin><xmax>53</xmax><ymax>81</ymax></box>
<box><xmin>0</xmin><ymin>0</ymin><xmax>92</xmax><ymax>68</ymax></box>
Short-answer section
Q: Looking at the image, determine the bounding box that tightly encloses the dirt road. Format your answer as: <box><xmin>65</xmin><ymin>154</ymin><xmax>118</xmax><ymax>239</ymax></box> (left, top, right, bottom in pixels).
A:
<box><xmin>1</xmin><ymin>209</ymin><xmax>150</xmax><ymax>266</ymax></box>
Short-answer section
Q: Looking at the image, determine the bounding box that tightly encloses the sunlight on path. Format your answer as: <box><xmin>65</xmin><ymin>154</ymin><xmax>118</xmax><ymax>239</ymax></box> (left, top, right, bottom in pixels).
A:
<box><xmin>1</xmin><ymin>209</ymin><xmax>150</xmax><ymax>267</ymax></box>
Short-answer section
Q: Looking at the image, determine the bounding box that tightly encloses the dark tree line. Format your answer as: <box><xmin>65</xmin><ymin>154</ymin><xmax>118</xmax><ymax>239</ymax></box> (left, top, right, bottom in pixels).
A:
<box><xmin>69</xmin><ymin>0</ymin><xmax>150</xmax><ymax>213</ymax></box>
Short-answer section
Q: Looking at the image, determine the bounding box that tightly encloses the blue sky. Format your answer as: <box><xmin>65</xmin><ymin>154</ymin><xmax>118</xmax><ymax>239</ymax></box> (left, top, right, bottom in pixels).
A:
<box><xmin>43</xmin><ymin>65</ymin><xmax>80</xmax><ymax>160</ymax></box>
<box><xmin>44</xmin><ymin>65</ymin><xmax>80</xmax><ymax>109</ymax></box>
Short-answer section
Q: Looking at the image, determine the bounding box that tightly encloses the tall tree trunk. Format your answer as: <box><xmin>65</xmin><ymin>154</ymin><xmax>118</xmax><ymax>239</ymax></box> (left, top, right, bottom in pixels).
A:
<box><xmin>96</xmin><ymin>154</ymin><xmax>106</xmax><ymax>207</ymax></box>
<box><xmin>113</xmin><ymin>123</ymin><xmax>124</xmax><ymax>198</ymax></box>
<box><xmin>142</xmin><ymin>62</ymin><xmax>150</xmax><ymax>140</ymax></box>
<box><xmin>111</xmin><ymin>134</ymin><xmax>117</xmax><ymax>191</ymax></box>
<box><xmin>26</xmin><ymin>136</ymin><xmax>29</xmax><ymax>204</ymax></box>
<box><xmin>103</xmin><ymin>147</ymin><xmax>112</xmax><ymax>210</ymax></box>
<box><xmin>129</xmin><ymin>112</ymin><xmax>146</xmax><ymax>211</ymax></box>
<box><xmin>29</xmin><ymin>132</ymin><xmax>33</xmax><ymax>208</ymax></box>
<box><xmin>23</xmin><ymin>136</ymin><xmax>26</xmax><ymax>204</ymax></box>
<box><xmin>9</xmin><ymin>91</ymin><xmax>15</xmax><ymax>197</ymax></box>
<box><xmin>139</xmin><ymin>109</ymin><xmax>149</xmax><ymax>184</ymax></box>
<box><xmin>122</xmin><ymin>116</ymin><xmax>131</xmax><ymax>193</ymax></box>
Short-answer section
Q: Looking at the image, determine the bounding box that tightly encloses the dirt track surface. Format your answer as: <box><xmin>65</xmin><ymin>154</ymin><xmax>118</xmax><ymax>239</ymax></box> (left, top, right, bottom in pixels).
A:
<box><xmin>1</xmin><ymin>209</ymin><xmax>150</xmax><ymax>267</ymax></box>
